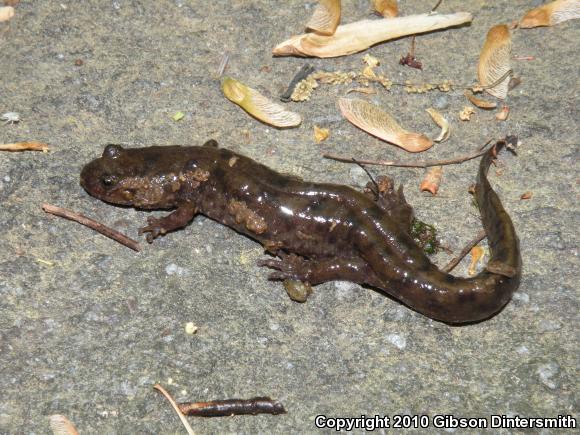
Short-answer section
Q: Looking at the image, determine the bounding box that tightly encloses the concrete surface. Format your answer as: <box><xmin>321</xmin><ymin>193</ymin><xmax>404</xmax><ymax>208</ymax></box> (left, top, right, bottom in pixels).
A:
<box><xmin>0</xmin><ymin>0</ymin><xmax>577</xmax><ymax>433</ymax></box>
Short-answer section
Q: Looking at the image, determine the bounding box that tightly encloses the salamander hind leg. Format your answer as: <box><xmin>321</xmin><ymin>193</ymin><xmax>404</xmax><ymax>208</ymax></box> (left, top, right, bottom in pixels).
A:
<box><xmin>139</xmin><ymin>204</ymin><xmax>197</xmax><ymax>242</ymax></box>
<box><xmin>364</xmin><ymin>175</ymin><xmax>414</xmax><ymax>233</ymax></box>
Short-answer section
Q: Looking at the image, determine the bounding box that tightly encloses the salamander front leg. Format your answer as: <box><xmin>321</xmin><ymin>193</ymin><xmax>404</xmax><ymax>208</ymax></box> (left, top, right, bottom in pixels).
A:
<box><xmin>258</xmin><ymin>252</ymin><xmax>382</xmax><ymax>287</ymax></box>
<box><xmin>139</xmin><ymin>204</ymin><xmax>197</xmax><ymax>243</ymax></box>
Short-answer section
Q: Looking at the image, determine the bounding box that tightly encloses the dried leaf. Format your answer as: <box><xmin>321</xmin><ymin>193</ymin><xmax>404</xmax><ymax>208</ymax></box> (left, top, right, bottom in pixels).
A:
<box><xmin>313</xmin><ymin>125</ymin><xmax>330</xmax><ymax>143</ymax></box>
<box><xmin>477</xmin><ymin>24</ymin><xmax>512</xmax><ymax>99</ymax></box>
<box><xmin>222</xmin><ymin>77</ymin><xmax>301</xmax><ymax>128</ymax></box>
<box><xmin>420</xmin><ymin>166</ymin><xmax>443</xmax><ymax>195</ymax></box>
<box><xmin>496</xmin><ymin>104</ymin><xmax>510</xmax><ymax>121</ymax></box>
<box><xmin>468</xmin><ymin>246</ymin><xmax>485</xmax><ymax>276</ymax></box>
<box><xmin>0</xmin><ymin>141</ymin><xmax>49</xmax><ymax>151</ymax></box>
<box><xmin>520</xmin><ymin>191</ymin><xmax>533</xmax><ymax>200</ymax></box>
<box><xmin>425</xmin><ymin>108</ymin><xmax>449</xmax><ymax>142</ymax></box>
<box><xmin>49</xmin><ymin>415</ymin><xmax>79</xmax><ymax>435</ymax></box>
<box><xmin>306</xmin><ymin>0</ymin><xmax>341</xmax><ymax>36</ymax></box>
<box><xmin>338</xmin><ymin>98</ymin><xmax>433</xmax><ymax>152</ymax></box>
<box><xmin>520</xmin><ymin>0</ymin><xmax>580</xmax><ymax>28</ymax></box>
<box><xmin>273</xmin><ymin>12</ymin><xmax>472</xmax><ymax>58</ymax></box>
<box><xmin>459</xmin><ymin>106</ymin><xmax>475</xmax><ymax>121</ymax></box>
<box><xmin>346</xmin><ymin>87</ymin><xmax>376</xmax><ymax>95</ymax></box>
<box><xmin>373</xmin><ymin>0</ymin><xmax>398</xmax><ymax>17</ymax></box>
<box><xmin>464</xmin><ymin>90</ymin><xmax>497</xmax><ymax>109</ymax></box>
<box><xmin>0</xmin><ymin>5</ymin><xmax>14</xmax><ymax>21</ymax></box>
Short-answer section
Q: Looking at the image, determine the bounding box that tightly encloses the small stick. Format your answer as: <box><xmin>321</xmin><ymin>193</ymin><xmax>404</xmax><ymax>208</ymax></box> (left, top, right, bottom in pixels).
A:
<box><xmin>178</xmin><ymin>397</ymin><xmax>286</xmax><ymax>417</ymax></box>
<box><xmin>323</xmin><ymin>142</ymin><xmax>493</xmax><ymax>168</ymax></box>
<box><xmin>431</xmin><ymin>0</ymin><xmax>443</xmax><ymax>12</ymax></box>
<box><xmin>442</xmin><ymin>229</ymin><xmax>486</xmax><ymax>273</ymax></box>
<box><xmin>42</xmin><ymin>203</ymin><xmax>141</xmax><ymax>252</ymax></box>
<box><xmin>154</xmin><ymin>384</ymin><xmax>196</xmax><ymax>435</ymax></box>
<box><xmin>0</xmin><ymin>141</ymin><xmax>49</xmax><ymax>152</ymax></box>
<box><xmin>280</xmin><ymin>64</ymin><xmax>315</xmax><ymax>102</ymax></box>
<box><xmin>512</xmin><ymin>55</ymin><xmax>535</xmax><ymax>61</ymax></box>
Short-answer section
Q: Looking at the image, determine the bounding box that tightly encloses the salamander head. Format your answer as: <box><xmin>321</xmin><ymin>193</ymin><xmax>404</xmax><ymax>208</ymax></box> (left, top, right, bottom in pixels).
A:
<box><xmin>80</xmin><ymin>144</ymin><xmax>190</xmax><ymax>209</ymax></box>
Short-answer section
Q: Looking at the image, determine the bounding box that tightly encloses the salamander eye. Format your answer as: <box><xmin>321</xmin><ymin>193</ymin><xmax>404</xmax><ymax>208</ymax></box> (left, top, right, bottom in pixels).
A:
<box><xmin>101</xmin><ymin>175</ymin><xmax>118</xmax><ymax>187</ymax></box>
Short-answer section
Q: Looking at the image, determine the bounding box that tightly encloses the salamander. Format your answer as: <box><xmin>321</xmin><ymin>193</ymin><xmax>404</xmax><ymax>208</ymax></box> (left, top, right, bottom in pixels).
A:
<box><xmin>80</xmin><ymin>139</ymin><xmax>521</xmax><ymax>323</ymax></box>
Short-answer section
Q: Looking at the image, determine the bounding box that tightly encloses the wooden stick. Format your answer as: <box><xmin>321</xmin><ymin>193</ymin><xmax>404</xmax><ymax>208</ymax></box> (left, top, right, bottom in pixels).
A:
<box><xmin>41</xmin><ymin>203</ymin><xmax>141</xmax><ymax>252</ymax></box>
<box><xmin>178</xmin><ymin>397</ymin><xmax>286</xmax><ymax>417</ymax></box>
<box><xmin>154</xmin><ymin>384</ymin><xmax>195</xmax><ymax>435</ymax></box>
<box><xmin>0</xmin><ymin>141</ymin><xmax>49</xmax><ymax>152</ymax></box>
<box><xmin>323</xmin><ymin>142</ymin><xmax>493</xmax><ymax>168</ymax></box>
<box><xmin>442</xmin><ymin>229</ymin><xmax>487</xmax><ymax>273</ymax></box>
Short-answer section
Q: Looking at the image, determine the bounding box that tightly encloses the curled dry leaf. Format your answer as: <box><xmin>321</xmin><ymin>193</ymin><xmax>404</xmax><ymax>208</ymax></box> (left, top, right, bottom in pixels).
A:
<box><xmin>468</xmin><ymin>246</ymin><xmax>485</xmax><ymax>276</ymax></box>
<box><xmin>273</xmin><ymin>12</ymin><xmax>472</xmax><ymax>58</ymax></box>
<box><xmin>222</xmin><ymin>77</ymin><xmax>301</xmax><ymax>128</ymax></box>
<box><xmin>477</xmin><ymin>24</ymin><xmax>512</xmax><ymax>100</ymax></box>
<box><xmin>464</xmin><ymin>90</ymin><xmax>497</xmax><ymax>109</ymax></box>
<box><xmin>496</xmin><ymin>104</ymin><xmax>510</xmax><ymax>121</ymax></box>
<box><xmin>420</xmin><ymin>166</ymin><xmax>443</xmax><ymax>195</ymax></box>
<box><xmin>0</xmin><ymin>5</ymin><xmax>14</xmax><ymax>21</ymax></box>
<box><xmin>426</xmin><ymin>108</ymin><xmax>449</xmax><ymax>142</ymax></box>
<box><xmin>313</xmin><ymin>125</ymin><xmax>330</xmax><ymax>143</ymax></box>
<box><xmin>338</xmin><ymin>98</ymin><xmax>433</xmax><ymax>152</ymax></box>
<box><xmin>306</xmin><ymin>0</ymin><xmax>341</xmax><ymax>36</ymax></box>
<box><xmin>459</xmin><ymin>106</ymin><xmax>476</xmax><ymax>121</ymax></box>
<box><xmin>49</xmin><ymin>415</ymin><xmax>79</xmax><ymax>435</ymax></box>
<box><xmin>373</xmin><ymin>0</ymin><xmax>398</xmax><ymax>18</ymax></box>
<box><xmin>520</xmin><ymin>0</ymin><xmax>580</xmax><ymax>28</ymax></box>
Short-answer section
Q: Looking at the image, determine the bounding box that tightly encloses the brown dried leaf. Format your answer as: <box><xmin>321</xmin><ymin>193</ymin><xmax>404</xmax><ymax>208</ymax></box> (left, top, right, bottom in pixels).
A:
<box><xmin>520</xmin><ymin>191</ymin><xmax>533</xmax><ymax>200</ymax></box>
<box><xmin>520</xmin><ymin>0</ymin><xmax>580</xmax><ymax>28</ymax></box>
<box><xmin>464</xmin><ymin>90</ymin><xmax>497</xmax><ymax>109</ymax></box>
<box><xmin>0</xmin><ymin>5</ymin><xmax>14</xmax><ymax>21</ymax></box>
<box><xmin>373</xmin><ymin>0</ymin><xmax>398</xmax><ymax>18</ymax></box>
<box><xmin>273</xmin><ymin>12</ymin><xmax>472</xmax><ymax>58</ymax></box>
<box><xmin>477</xmin><ymin>24</ymin><xmax>512</xmax><ymax>99</ymax></box>
<box><xmin>222</xmin><ymin>77</ymin><xmax>301</xmax><ymax>128</ymax></box>
<box><xmin>313</xmin><ymin>125</ymin><xmax>330</xmax><ymax>143</ymax></box>
<box><xmin>306</xmin><ymin>0</ymin><xmax>341</xmax><ymax>36</ymax></box>
<box><xmin>496</xmin><ymin>104</ymin><xmax>510</xmax><ymax>121</ymax></box>
<box><xmin>49</xmin><ymin>415</ymin><xmax>79</xmax><ymax>435</ymax></box>
<box><xmin>0</xmin><ymin>141</ymin><xmax>49</xmax><ymax>151</ymax></box>
<box><xmin>459</xmin><ymin>106</ymin><xmax>476</xmax><ymax>121</ymax></box>
<box><xmin>426</xmin><ymin>108</ymin><xmax>450</xmax><ymax>142</ymax></box>
<box><xmin>338</xmin><ymin>98</ymin><xmax>433</xmax><ymax>152</ymax></box>
<box><xmin>420</xmin><ymin>166</ymin><xmax>443</xmax><ymax>195</ymax></box>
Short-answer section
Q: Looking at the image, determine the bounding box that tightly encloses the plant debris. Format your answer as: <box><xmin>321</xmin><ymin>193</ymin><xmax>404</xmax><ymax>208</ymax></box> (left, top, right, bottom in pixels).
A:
<box><xmin>172</xmin><ymin>111</ymin><xmax>185</xmax><ymax>122</ymax></box>
<box><xmin>280</xmin><ymin>64</ymin><xmax>315</xmax><ymax>102</ymax></box>
<box><xmin>420</xmin><ymin>166</ymin><xmax>443</xmax><ymax>195</ymax></box>
<box><xmin>373</xmin><ymin>0</ymin><xmax>398</xmax><ymax>18</ymax></box>
<box><xmin>399</xmin><ymin>36</ymin><xmax>422</xmax><ymax>70</ymax></box>
<box><xmin>154</xmin><ymin>384</ymin><xmax>195</xmax><ymax>435</ymax></box>
<box><xmin>0</xmin><ymin>5</ymin><xmax>14</xmax><ymax>22</ymax></box>
<box><xmin>442</xmin><ymin>229</ymin><xmax>487</xmax><ymax>273</ymax></box>
<box><xmin>306</xmin><ymin>0</ymin><xmax>341</xmax><ymax>36</ymax></box>
<box><xmin>1</xmin><ymin>111</ymin><xmax>21</xmax><ymax>124</ymax></box>
<box><xmin>520</xmin><ymin>191</ymin><xmax>533</xmax><ymax>200</ymax></box>
<box><xmin>459</xmin><ymin>106</ymin><xmax>476</xmax><ymax>121</ymax></box>
<box><xmin>48</xmin><ymin>414</ymin><xmax>79</xmax><ymax>435</ymax></box>
<box><xmin>496</xmin><ymin>104</ymin><xmax>510</xmax><ymax>121</ymax></box>
<box><xmin>178</xmin><ymin>397</ymin><xmax>286</xmax><ymax>417</ymax></box>
<box><xmin>426</xmin><ymin>108</ymin><xmax>450</xmax><ymax>142</ymax></box>
<box><xmin>273</xmin><ymin>12</ymin><xmax>472</xmax><ymax>58</ymax></box>
<box><xmin>477</xmin><ymin>24</ymin><xmax>512</xmax><ymax>99</ymax></box>
<box><xmin>338</xmin><ymin>98</ymin><xmax>433</xmax><ymax>152</ymax></box>
<box><xmin>313</xmin><ymin>125</ymin><xmax>330</xmax><ymax>143</ymax></box>
<box><xmin>42</xmin><ymin>203</ymin><xmax>141</xmax><ymax>252</ymax></box>
<box><xmin>464</xmin><ymin>90</ymin><xmax>497</xmax><ymax>109</ymax></box>
<box><xmin>519</xmin><ymin>0</ymin><xmax>580</xmax><ymax>28</ymax></box>
<box><xmin>410</xmin><ymin>219</ymin><xmax>440</xmax><ymax>255</ymax></box>
<box><xmin>222</xmin><ymin>77</ymin><xmax>302</xmax><ymax>128</ymax></box>
<box><xmin>467</xmin><ymin>246</ymin><xmax>485</xmax><ymax>276</ymax></box>
<box><xmin>0</xmin><ymin>141</ymin><xmax>49</xmax><ymax>152</ymax></box>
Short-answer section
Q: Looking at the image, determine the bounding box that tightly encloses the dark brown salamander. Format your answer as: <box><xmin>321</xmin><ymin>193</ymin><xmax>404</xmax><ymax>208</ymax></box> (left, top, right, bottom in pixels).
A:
<box><xmin>80</xmin><ymin>139</ymin><xmax>521</xmax><ymax>323</ymax></box>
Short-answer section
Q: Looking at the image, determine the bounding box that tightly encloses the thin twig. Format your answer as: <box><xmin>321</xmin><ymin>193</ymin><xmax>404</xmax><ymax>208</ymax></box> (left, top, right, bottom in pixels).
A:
<box><xmin>216</xmin><ymin>53</ymin><xmax>229</xmax><ymax>79</ymax></box>
<box><xmin>42</xmin><ymin>203</ymin><xmax>141</xmax><ymax>252</ymax></box>
<box><xmin>352</xmin><ymin>158</ymin><xmax>379</xmax><ymax>200</ymax></box>
<box><xmin>0</xmin><ymin>141</ymin><xmax>49</xmax><ymax>152</ymax></box>
<box><xmin>323</xmin><ymin>141</ymin><xmax>494</xmax><ymax>168</ymax></box>
<box><xmin>154</xmin><ymin>384</ymin><xmax>195</xmax><ymax>435</ymax></box>
<box><xmin>431</xmin><ymin>0</ymin><xmax>443</xmax><ymax>12</ymax></box>
<box><xmin>442</xmin><ymin>229</ymin><xmax>487</xmax><ymax>273</ymax></box>
<box><xmin>178</xmin><ymin>397</ymin><xmax>287</xmax><ymax>417</ymax></box>
<box><xmin>281</xmin><ymin>64</ymin><xmax>315</xmax><ymax>102</ymax></box>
